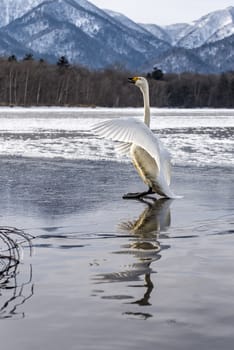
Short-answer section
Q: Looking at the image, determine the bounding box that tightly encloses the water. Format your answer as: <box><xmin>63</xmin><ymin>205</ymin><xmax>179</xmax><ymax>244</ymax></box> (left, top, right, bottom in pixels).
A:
<box><xmin>0</xmin><ymin>107</ymin><xmax>233</xmax><ymax>166</ymax></box>
<box><xmin>0</xmin><ymin>108</ymin><xmax>233</xmax><ymax>350</ymax></box>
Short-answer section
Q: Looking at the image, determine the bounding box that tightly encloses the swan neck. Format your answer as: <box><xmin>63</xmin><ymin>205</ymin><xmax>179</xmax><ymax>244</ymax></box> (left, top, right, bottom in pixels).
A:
<box><xmin>142</xmin><ymin>86</ymin><xmax>150</xmax><ymax>127</ymax></box>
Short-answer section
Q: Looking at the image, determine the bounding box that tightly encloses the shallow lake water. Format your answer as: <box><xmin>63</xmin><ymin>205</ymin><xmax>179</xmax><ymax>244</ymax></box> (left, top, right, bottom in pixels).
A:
<box><xmin>0</xmin><ymin>108</ymin><xmax>233</xmax><ymax>349</ymax></box>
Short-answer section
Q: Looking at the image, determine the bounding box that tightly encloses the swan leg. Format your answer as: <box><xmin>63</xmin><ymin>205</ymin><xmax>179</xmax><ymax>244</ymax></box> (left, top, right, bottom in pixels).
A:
<box><xmin>123</xmin><ymin>187</ymin><xmax>155</xmax><ymax>199</ymax></box>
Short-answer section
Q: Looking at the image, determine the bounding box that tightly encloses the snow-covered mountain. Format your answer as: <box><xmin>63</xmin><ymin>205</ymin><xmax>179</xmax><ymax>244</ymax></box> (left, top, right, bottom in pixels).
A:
<box><xmin>0</xmin><ymin>0</ymin><xmax>170</xmax><ymax>69</ymax></box>
<box><xmin>148</xmin><ymin>34</ymin><xmax>234</xmax><ymax>74</ymax></box>
<box><xmin>105</xmin><ymin>9</ymin><xmax>149</xmax><ymax>35</ymax></box>
<box><xmin>150</xmin><ymin>47</ymin><xmax>216</xmax><ymax>74</ymax></box>
<box><xmin>175</xmin><ymin>7</ymin><xmax>234</xmax><ymax>48</ymax></box>
<box><xmin>141</xmin><ymin>7</ymin><xmax>234</xmax><ymax>49</ymax></box>
<box><xmin>140</xmin><ymin>23</ymin><xmax>172</xmax><ymax>44</ymax></box>
<box><xmin>0</xmin><ymin>0</ymin><xmax>43</xmax><ymax>27</ymax></box>
<box><xmin>196</xmin><ymin>34</ymin><xmax>234</xmax><ymax>72</ymax></box>
<box><xmin>163</xmin><ymin>23</ymin><xmax>192</xmax><ymax>45</ymax></box>
<box><xmin>0</xmin><ymin>1</ymin><xmax>233</xmax><ymax>73</ymax></box>
<box><xmin>141</xmin><ymin>6</ymin><xmax>234</xmax><ymax>73</ymax></box>
<box><xmin>0</xmin><ymin>32</ymin><xmax>32</xmax><ymax>58</ymax></box>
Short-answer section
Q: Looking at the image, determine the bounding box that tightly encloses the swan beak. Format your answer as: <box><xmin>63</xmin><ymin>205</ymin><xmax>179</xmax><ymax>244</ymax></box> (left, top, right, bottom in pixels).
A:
<box><xmin>128</xmin><ymin>77</ymin><xmax>138</xmax><ymax>84</ymax></box>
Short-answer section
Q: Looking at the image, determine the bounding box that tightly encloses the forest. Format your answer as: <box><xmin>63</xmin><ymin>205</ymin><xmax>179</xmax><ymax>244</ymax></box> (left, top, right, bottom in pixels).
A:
<box><xmin>0</xmin><ymin>55</ymin><xmax>234</xmax><ymax>108</ymax></box>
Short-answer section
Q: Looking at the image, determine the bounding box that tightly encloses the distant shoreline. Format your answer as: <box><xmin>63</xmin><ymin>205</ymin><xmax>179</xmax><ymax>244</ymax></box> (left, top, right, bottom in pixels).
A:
<box><xmin>0</xmin><ymin>106</ymin><xmax>234</xmax><ymax>113</ymax></box>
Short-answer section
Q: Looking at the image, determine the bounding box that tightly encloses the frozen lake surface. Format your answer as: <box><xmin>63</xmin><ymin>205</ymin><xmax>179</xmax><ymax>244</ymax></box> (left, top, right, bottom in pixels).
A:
<box><xmin>0</xmin><ymin>108</ymin><xmax>233</xmax><ymax>350</ymax></box>
<box><xmin>0</xmin><ymin>107</ymin><xmax>233</xmax><ymax>167</ymax></box>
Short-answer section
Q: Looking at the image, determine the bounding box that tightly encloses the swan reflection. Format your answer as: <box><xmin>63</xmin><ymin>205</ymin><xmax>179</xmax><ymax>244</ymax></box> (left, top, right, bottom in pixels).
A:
<box><xmin>93</xmin><ymin>198</ymin><xmax>172</xmax><ymax>319</ymax></box>
<box><xmin>119</xmin><ymin>198</ymin><xmax>172</xmax><ymax>235</ymax></box>
<box><xmin>0</xmin><ymin>227</ymin><xmax>34</xmax><ymax>319</ymax></box>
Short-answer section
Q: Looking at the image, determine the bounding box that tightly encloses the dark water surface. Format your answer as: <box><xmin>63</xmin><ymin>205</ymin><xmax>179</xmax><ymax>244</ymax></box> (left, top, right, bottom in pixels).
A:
<box><xmin>0</xmin><ymin>157</ymin><xmax>233</xmax><ymax>350</ymax></box>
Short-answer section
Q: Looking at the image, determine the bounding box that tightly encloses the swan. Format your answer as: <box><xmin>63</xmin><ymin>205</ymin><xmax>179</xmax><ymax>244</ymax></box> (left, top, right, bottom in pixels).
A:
<box><xmin>93</xmin><ymin>76</ymin><xmax>180</xmax><ymax>199</ymax></box>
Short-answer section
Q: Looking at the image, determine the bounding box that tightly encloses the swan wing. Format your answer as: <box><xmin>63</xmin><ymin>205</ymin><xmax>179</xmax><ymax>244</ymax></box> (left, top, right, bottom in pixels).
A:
<box><xmin>158</xmin><ymin>139</ymin><xmax>171</xmax><ymax>185</ymax></box>
<box><xmin>115</xmin><ymin>142</ymin><xmax>132</xmax><ymax>156</ymax></box>
<box><xmin>162</xmin><ymin>158</ymin><xmax>171</xmax><ymax>186</ymax></box>
<box><xmin>92</xmin><ymin>118</ymin><xmax>161</xmax><ymax>171</ymax></box>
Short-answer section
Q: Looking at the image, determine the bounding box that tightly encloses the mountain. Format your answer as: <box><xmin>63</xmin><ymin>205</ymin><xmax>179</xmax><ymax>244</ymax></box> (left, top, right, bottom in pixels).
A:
<box><xmin>148</xmin><ymin>33</ymin><xmax>234</xmax><ymax>74</ymax></box>
<box><xmin>196</xmin><ymin>34</ymin><xmax>234</xmax><ymax>72</ymax></box>
<box><xmin>141</xmin><ymin>6</ymin><xmax>234</xmax><ymax>73</ymax></box>
<box><xmin>1</xmin><ymin>0</ymin><xmax>170</xmax><ymax>69</ymax></box>
<box><xmin>163</xmin><ymin>23</ymin><xmax>192</xmax><ymax>45</ymax></box>
<box><xmin>173</xmin><ymin>7</ymin><xmax>234</xmax><ymax>48</ymax></box>
<box><xmin>0</xmin><ymin>1</ymin><xmax>233</xmax><ymax>73</ymax></box>
<box><xmin>141</xmin><ymin>7</ymin><xmax>234</xmax><ymax>49</ymax></box>
<box><xmin>140</xmin><ymin>23</ymin><xmax>172</xmax><ymax>44</ymax></box>
<box><xmin>0</xmin><ymin>0</ymin><xmax>42</xmax><ymax>27</ymax></box>
<box><xmin>150</xmin><ymin>47</ymin><xmax>216</xmax><ymax>74</ymax></box>
<box><xmin>0</xmin><ymin>32</ymin><xmax>31</xmax><ymax>58</ymax></box>
<box><xmin>105</xmin><ymin>9</ymin><xmax>149</xmax><ymax>35</ymax></box>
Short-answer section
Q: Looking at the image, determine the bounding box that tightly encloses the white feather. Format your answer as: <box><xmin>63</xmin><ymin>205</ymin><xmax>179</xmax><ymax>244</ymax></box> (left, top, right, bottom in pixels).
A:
<box><xmin>115</xmin><ymin>142</ymin><xmax>132</xmax><ymax>156</ymax></box>
<box><xmin>93</xmin><ymin>118</ymin><xmax>161</xmax><ymax>171</ymax></box>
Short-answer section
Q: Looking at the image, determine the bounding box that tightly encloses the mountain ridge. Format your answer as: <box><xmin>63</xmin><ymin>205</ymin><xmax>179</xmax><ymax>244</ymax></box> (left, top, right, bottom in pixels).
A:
<box><xmin>0</xmin><ymin>0</ymin><xmax>233</xmax><ymax>73</ymax></box>
<box><xmin>1</xmin><ymin>0</ymin><xmax>170</xmax><ymax>70</ymax></box>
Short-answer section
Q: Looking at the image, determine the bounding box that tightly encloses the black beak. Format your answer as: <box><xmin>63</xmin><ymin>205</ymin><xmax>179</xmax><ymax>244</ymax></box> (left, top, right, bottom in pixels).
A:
<box><xmin>128</xmin><ymin>77</ymin><xmax>135</xmax><ymax>84</ymax></box>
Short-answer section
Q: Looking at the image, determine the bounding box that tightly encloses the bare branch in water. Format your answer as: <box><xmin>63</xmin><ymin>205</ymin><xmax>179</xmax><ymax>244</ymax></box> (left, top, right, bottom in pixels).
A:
<box><xmin>0</xmin><ymin>227</ymin><xmax>35</xmax><ymax>319</ymax></box>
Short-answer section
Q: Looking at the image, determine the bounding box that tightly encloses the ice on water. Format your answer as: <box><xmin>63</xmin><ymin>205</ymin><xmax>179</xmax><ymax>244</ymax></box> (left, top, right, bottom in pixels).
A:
<box><xmin>0</xmin><ymin>107</ymin><xmax>233</xmax><ymax>167</ymax></box>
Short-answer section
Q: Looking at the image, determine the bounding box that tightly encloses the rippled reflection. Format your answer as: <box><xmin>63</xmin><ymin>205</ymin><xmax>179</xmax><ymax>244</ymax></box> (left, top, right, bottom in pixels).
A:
<box><xmin>119</xmin><ymin>198</ymin><xmax>172</xmax><ymax>236</ymax></box>
<box><xmin>93</xmin><ymin>199</ymin><xmax>172</xmax><ymax>319</ymax></box>
<box><xmin>0</xmin><ymin>227</ymin><xmax>34</xmax><ymax>319</ymax></box>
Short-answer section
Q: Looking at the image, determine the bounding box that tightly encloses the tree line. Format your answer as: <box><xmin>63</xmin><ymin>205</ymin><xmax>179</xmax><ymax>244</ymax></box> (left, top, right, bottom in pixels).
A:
<box><xmin>0</xmin><ymin>55</ymin><xmax>233</xmax><ymax>108</ymax></box>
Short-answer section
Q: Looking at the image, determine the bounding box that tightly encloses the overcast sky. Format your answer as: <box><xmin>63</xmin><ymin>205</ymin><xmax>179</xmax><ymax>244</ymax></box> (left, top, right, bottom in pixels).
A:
<box><xmin>90</xmin><ymin>0</ymin><xmax>234</xmax><ymax>25</ymax></box>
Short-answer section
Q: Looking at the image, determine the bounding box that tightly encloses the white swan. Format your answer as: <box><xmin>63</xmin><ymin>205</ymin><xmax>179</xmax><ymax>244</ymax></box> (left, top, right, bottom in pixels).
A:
<box><xmin>93</xmin><ymin>76</ymin><xmax>180</xmax><ymax>199</ymax></box>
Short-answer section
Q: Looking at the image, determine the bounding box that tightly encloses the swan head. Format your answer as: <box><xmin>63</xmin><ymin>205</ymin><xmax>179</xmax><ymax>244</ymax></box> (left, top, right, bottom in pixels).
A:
<box><xmin>128</xmin><ymin>76</ymin><xmax>149</xmax><ymax>94</ymax></box>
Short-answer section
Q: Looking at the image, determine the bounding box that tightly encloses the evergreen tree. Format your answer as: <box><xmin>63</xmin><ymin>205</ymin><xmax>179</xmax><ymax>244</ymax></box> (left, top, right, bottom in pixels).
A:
<box><xmin>8</xmin><ymin>54</ymin><xmax>17</xmax><ymax>62</ymax></box>
<box><xmin>147</xmin><ymin>67</ymin><xmax>164</xmax><ymax>80</ymax></box>
<box><xmin>23</xmin><ymin>53</ymin><xmax>34</xmax><ymax>61</ymax></box>
<box><xmin>57</xmin><ymin>56</ymin><xmax>70</xmax><ymax>68</ymax></box>
<box><xmin>151</xmin><ymin>67</ymin><xmax>164</xmax><ymax>80</ymax></box>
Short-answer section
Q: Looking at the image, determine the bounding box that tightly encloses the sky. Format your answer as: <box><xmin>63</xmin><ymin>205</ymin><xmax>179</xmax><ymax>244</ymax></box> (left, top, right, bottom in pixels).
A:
<box><xmin>90</xmin><ymin>0</ymin><xmax>234</xmax><ymax>25</ymax></box>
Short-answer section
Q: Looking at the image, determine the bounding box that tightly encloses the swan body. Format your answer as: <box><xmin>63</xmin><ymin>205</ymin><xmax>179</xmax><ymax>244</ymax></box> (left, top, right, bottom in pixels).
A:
<box><xmin>93</xmin><ymin>76</ymin><xmax>180</xmax><ymax>199</ymax></box>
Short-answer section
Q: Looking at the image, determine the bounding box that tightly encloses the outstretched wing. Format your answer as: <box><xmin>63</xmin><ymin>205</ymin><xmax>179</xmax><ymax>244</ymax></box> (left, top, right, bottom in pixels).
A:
<box><xmin>92</xmin><ymin>118</ymin><xmax>161</xmax><ymax>172</ymax></box>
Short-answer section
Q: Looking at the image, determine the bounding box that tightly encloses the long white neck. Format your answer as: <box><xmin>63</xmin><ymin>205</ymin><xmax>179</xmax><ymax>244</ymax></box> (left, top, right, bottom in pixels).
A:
<box><xmin>141</xmin><ymin>85</ymin><xmax>150</xmax><ymax>127</ymax></box>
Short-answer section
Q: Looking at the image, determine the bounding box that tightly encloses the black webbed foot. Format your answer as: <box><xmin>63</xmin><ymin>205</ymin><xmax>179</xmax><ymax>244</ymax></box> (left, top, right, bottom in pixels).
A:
<box><xmin>122</xmin><ymin>187</ymin><xmax>155</xmax><ymax>200</ymax></box>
